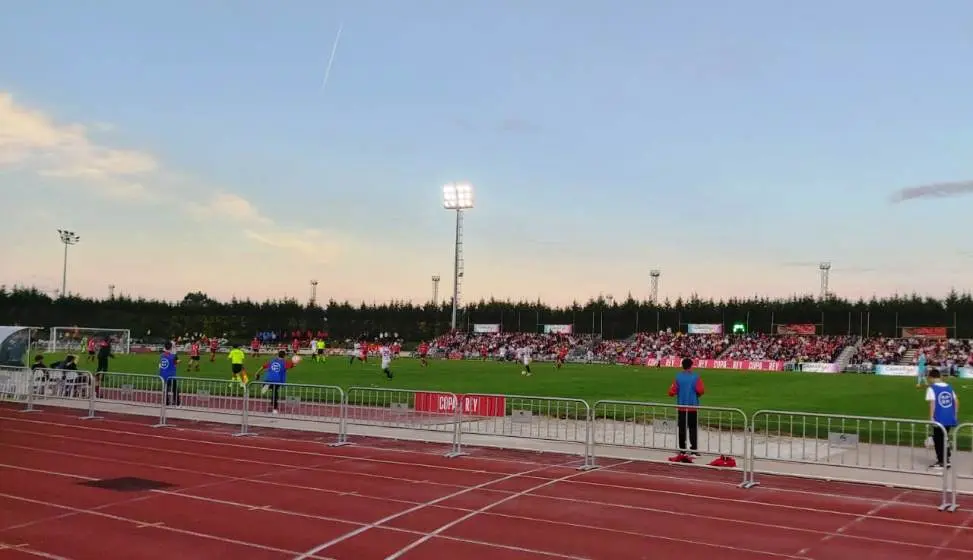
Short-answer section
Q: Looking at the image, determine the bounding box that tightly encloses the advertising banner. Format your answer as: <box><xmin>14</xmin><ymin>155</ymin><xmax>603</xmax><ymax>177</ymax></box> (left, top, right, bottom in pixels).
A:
<box><xmin>875</xmin><ymin>364</ymin><xmax>917</xmax><ymax>377</ymax></box>
<box><xmin>959</xmin><ymin>367</ymin><xmax>973</xmax><ymax>379</ymax></box>
<box><xmin>645</xmin><ymin>357</ymin><xmax>785</xmax><ymax>371</ymax></box>
<box><xmin>473</xmin><ymin>323</ymin><xmax>501</xmax><ymax>334</ymax></box>
<box><xmin>776</xmin><ymin>324</ymin><xmax>816</xmax><ymax>335</ymax></box>
<box><xmin>414</xmin><ymin>392</ymin><xmax>506</xmax><ymax>417</ymax></box>
<box><xmin>687</xmin><ymin>324</ymin><xmax>723</xmax><ymax>335</ymax></box>
<box><xmin>901</xmin><ymin>327</ymin><xmax>948</xmax><ymax>338</ymax></box>
<box><xmin>543</xmin><ymin>324</ymin><xmax>573</xmax><ymax>334</ymax></box>
<box><xmin>799</xmin><ymin>362</ymin><xmax>840</xmax><ymax>373</ymax></box>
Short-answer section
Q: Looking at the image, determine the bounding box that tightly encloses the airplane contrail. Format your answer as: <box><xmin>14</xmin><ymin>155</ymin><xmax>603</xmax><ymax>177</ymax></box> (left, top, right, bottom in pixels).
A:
<box><xmin>889</xmin><ymin>180</ymin><xmax>973</xmax><ymax>203</ymax></box>
<box><xmin>321</xmin><ymin>22</ymin><xmax>343</xmax><ymax>93</ymax></box>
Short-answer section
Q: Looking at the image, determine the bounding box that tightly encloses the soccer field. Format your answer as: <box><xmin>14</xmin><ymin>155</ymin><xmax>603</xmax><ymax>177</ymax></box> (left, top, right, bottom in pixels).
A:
<box><xmin>48</xmin><ymin>351</ymin><xmax>950</xmax><ymax>421</ymax></box>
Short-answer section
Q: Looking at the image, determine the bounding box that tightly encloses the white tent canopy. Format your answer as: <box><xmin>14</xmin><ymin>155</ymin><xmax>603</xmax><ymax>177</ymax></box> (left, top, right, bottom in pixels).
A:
<box><xmin>0</xmin><ymin>326</ymin><xmax>38</xmax><ymax>366</ymax></box>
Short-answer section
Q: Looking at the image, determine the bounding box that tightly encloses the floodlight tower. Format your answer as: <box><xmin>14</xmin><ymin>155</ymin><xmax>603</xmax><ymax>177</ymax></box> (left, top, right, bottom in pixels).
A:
<box><xmin>819</xmin><ymin>262</ymin><xmax>831</xmax><ymax>300</ymax></box>
<box><xmin>442</xmin><ymin>183</ymin><xmax>474</xmax><ymax>330</ymax></box>
<box><xmin>431</xmin><ymin>275</ymin><xmax>441</xmax><ymax>305</ymax></box>
<box><xmin>57</xmin><ymin>229</ymin><xmax>80</xmax><ymax>298</ymax></box>
<box><xmin>649</xmin><ymin>270</ymin><xmax>661</xmax><ymax>304</ymax></box>
<box><xmin>108</xmin><ymin>284</ymin><xmax>115</xmax><ymax>299</ymax></box>
<box><xmin>310</xmin><ymin>280</ymin><xmax>318</xmax><ymax>306</ymax></box>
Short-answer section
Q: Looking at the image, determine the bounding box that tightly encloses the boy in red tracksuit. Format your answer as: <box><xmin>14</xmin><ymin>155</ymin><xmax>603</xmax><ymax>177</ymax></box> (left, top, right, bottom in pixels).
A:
<box><xmin>668</xmin><ymin>358</ymin><xmax>705</xmax><ymax>456</ymax></box>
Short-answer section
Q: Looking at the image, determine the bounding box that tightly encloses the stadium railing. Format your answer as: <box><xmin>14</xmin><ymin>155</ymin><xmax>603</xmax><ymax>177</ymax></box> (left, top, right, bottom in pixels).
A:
<box><xmin>343</xmin><ymin>387</ymin><xmax>463</xmax><ymax>457</ymax></box>
<box><xmin>946</xmin><ymin>421</ymin><xmax>973</xmax><ymax>512</ymax></box>
<box><xmin>590</xmin><ymin>400</ymin><xmax>749</xmax><ymax>486</ymax></box>
<box><xmin>154</xmin><ymin>376</ymin><xmax>249</xmax><ymax>435</ymax></box>
<box><xmin>245</xmin><ymin>381</ymin><xmax>345</xmax><ymax>444</ymax></box>
<box><xmin>749</xmin><ymin>410</ymin><xmax>952</xmax><ymax>510</ymax></box>
<box><xmin>0</xmin><ymin>365</ymin><xmax>28</xmax><ymax>404</ymax></box>
<box><xmin>453</xmin><ymin>393</ymin><xmax>594</xmax><ymax>469</ymax></box>
<box><xmin>98</xmin><ymin>371</ymin><xmax>164</xmax><ymax>413</ymax></box>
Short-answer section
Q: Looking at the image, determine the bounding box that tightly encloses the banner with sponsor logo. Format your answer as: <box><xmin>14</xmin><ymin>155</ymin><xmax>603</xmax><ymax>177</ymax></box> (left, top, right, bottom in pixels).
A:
<box><xmin>473</xmin><ymin>323</ymin><xmax>500</xmax><ymax>334</ymax></box>
<box><xmin>901</xmin><ymin>326</ymin><xmax>947</xmax><ymax>339</ymax></box>
<box><xmin>414</xmin><ymin>392</ymin><xmax>506</xmax><ymax>417</ymax></box>
<box><xmin>874</xmin><ymin>364</ymin><xmax>917</xmax><ymax>377</ymax></box>
<box><xmin>687</xmin><ymin>324</ymin><xmax>723</xmax><ymax>335</ymax></box>
<box><xmin>799</xmin><ymin>362</ymin><xmax>839</xmax><ymax>373</ymax></box>
<box><xmin>959</xmin><ymin>367</ymin><xmax>973</xmax><ymax>379</ymax></box>
<box><xmin>543</xmin><ymin>324</ymin><xmax>573</xmax><ymax>334</ymax></box>
<box><xmin>776</xmin><ymin>324</ymin><xmax>816</xmax><ymax>335</ymax></box>
<box><xmin>645</xmin><ymin>357</ymin><xmax>784</xmax><ymax>371</ymax></box>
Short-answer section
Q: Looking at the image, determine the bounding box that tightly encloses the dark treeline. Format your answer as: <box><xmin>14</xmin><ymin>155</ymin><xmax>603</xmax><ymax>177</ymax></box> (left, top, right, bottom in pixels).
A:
<box><xmin>1</xmin><ymin>286</ymin><xmax>972</xmax><ymax>342</ymax></box>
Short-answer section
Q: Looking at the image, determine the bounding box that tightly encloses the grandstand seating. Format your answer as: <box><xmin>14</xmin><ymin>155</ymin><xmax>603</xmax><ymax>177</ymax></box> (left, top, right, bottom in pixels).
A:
<box><xmin>592</xmin><ymin>332</ymin><xmax>729</xmax><ymax>362</ymax></box>
<box><xmin>430</xmin><ymin>332</ymin><xmax>595</xmax><ymax>358</ymax></box>
<box><xmin>721</xmin><ymin>334</ymin><xmax>854</xmax><ymax>363</ymax></box>
<box><xmin>851</xmin><ymin>337</ymin><xmax>972</xmax><ymax>366</ymax></box>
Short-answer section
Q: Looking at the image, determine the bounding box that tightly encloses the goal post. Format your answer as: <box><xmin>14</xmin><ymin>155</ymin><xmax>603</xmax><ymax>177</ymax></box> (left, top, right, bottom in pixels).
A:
<box><xmin>48</xmin><ymin>327</ymin><xmax>132</xmax><ymax>354</ymax></box>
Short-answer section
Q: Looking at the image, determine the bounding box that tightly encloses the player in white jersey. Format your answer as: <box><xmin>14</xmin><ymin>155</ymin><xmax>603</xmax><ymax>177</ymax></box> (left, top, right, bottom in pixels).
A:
<box><xmin>380</xmin><ymin>345</ymin><xmax>394</xmax><ymax>379</ymax></box>
<box><xmin>520</xmin><ymin>346</ymin><xmax>532</xmax><ymax>376</ymax></box>
<box><xmin>349</xmin><ymin>342</ymin><xmax>361</xmax><ymax>365</ymax></box>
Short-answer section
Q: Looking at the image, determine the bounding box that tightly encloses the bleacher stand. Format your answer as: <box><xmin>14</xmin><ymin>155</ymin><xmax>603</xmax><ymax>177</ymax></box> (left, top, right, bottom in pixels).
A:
<box><xmin>430</xmin><ymin>332</ymin><xmax>595</xmax><ymax>360</ymax></box>
<box><xmin>722</xmin><ymin>334</ymin><xmax>853</xmax><ymax>362</ymax></box>
<box><xmin>592</xmin><ymin>332</ymin><xmax>730</xmax><ymax>363</ymax></box>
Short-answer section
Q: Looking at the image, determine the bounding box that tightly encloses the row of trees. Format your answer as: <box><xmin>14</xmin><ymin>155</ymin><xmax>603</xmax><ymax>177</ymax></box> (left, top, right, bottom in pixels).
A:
<box><xmin>1</xmin><ymin>286</ymin><xmax>972</xmax><ymax>342</ymax></box>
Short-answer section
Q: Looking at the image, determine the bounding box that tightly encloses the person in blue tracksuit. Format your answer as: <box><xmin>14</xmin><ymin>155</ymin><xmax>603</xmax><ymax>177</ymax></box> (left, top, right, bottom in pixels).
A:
<box><xmin>668</xmin><ymin>357</ymin><xmax>706</xmax><ymax>455</ymax></box>
<box><xmin>258</xmin><ymin>350</ymin><xmax>289</xmax><ymax>414</ymax></box>
<box><xmin>925</xmin><ymin>369</ymin><xmax>959</xmax><ymax>470</ymax></box>
<box><xmin>158</xmin><ymin>342</ymin><xmax>180</xmax><ymax>406</ymax></box>
<box><xmin>916</xmin><ymin>351</ymin><xmax>928</xmax><ymax>388</ymax></box>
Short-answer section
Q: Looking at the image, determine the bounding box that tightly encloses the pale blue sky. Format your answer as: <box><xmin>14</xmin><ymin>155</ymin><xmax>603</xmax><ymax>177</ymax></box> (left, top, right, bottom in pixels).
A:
<box><xmin>1</xmin><ymin>1</ymin><xmax>972</xmax><ymax>304</ymax></box>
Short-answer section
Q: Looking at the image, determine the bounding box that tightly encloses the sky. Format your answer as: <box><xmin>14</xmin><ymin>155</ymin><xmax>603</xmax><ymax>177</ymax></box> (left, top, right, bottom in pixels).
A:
<box><xmin>2</xmin><ymin>0</ymin><xmax>973</xmax><ymax>306</ymax></box>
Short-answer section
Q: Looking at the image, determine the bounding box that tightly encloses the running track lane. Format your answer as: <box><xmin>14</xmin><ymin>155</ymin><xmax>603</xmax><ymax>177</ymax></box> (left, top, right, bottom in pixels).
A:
<box><xmin>1</xmin><ymin>407</ymin><xmax>972</xmax><ymax>559</ymax></box>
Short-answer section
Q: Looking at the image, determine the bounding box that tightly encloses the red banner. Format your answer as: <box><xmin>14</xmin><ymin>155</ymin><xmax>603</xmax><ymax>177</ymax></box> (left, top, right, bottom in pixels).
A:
<box><xmin>414</xmin><ymin>392</ymin><xmax>506</xmax><ymax>417</ymax></box>
<box><xmin>901</xmin><ymin>326</ymin><xmax>947</xmax><ymax>338</ymax></box>
<box><xmin>645</xmin><ymin>357</ymin><xmax>784</xmax><ymax>371</ymax></box>
<box><xmin>776</xmin><ymin>324</ymin><xmax>816</xmax><ymax>335</ymax></box>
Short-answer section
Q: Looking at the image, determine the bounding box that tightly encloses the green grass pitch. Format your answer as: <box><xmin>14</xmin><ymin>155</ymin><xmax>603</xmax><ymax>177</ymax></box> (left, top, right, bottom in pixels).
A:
<box><xmin>50</xmin><ymin>351</ymin><xmax>951</xmax><ymax>421</ymax></box>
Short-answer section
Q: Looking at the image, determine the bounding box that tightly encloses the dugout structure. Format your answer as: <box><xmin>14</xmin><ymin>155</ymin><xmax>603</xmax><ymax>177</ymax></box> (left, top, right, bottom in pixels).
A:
<box><xmin>0</xmin><ymin>326</ymin><xmax>40</xmax><ymax>367</ymax></box>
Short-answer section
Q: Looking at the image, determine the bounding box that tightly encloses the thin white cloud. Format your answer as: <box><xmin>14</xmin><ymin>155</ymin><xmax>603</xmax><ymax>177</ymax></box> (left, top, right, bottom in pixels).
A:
<box><xmin>0</xmin><ymin>92</ymin><xmax>157</xmax><ymax>199</ymax></box>
<box><xmin>0</xmin><ymin>90</ymin><xmax>357</xmax><ymax>261</ymax></box>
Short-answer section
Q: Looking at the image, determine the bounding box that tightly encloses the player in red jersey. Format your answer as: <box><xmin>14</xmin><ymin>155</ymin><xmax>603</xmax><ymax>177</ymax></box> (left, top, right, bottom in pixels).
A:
<box><xmin>188</xmin><ymin>340</ymin><xmax>201</xmax><ymax>372</ymax></box>
<box><xmin>480</xmin><ymin>345</ymin><xmax>488</xmax><ymax>361</ymax></box>
<box><xmin>291</xmin><ymin>338</ymin><xmax>301</xmax><ymax>355</ymax></box>
<box><xmin>208</xmin><ymin>338</ymin><xmax>220</xmax><ymax>362</ymax></box>
<box><xmin>250</xmin><ymin>337</ymin><xmax>261</xmax><ymax>357</ymax></box>
<box><xmin>555</xmin><ymin>346</ymin><xmax>568</xmax><ymax>369</ymax></box>
<box><xmin>360</xmin><ymin>343</ymin><xmax>368</xmax><ymax>363</ymax></box>
<box><xmin>86</xmin><ymin>338</ymin><xmax>96</xmax><ymax>362</ymax></box>
<box><xmin>417</xmin><ymin>341</ymin><xmax>429</xmax><ymax>367</ymax></box>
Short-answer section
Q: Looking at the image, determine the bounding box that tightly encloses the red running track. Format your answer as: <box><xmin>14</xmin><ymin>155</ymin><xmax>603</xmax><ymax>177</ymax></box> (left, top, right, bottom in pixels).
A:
<box><xmin>0</xmin><ymin>404</ymin><xmax>971</xmax><ymax>560</ymax></box>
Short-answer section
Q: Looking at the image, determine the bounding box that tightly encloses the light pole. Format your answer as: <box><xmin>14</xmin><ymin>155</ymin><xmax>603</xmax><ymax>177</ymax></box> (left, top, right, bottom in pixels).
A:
<box><xmin>108</xmin><ymin>284</ymin><xmax>115</xmax><ymax>299</ymax></box>
<box><xmin>442</xmin><ymin>183</ymin><xmax>474</xmax><ymax>331</ymax></box>
<box><xmin>57</xmin><ymin>229</ymin><xmax>80</xmax><ymax>298</ymax></box>
<box><xmin>310</xmin><ymin>280</ymin><xmax>318</xmax><ymax>306</ymax></box>
<box><xmin>431</xmin><ymin>275</ymin><xmax>440</xmax><ymax>306</ymax></box>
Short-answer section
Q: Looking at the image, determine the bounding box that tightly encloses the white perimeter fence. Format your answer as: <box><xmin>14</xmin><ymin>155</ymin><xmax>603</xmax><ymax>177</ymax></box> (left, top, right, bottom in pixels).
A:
<box><xmin>0</xmin><ymin>367</ymin><xmax>966</xmax><ymax>512</ymax></box>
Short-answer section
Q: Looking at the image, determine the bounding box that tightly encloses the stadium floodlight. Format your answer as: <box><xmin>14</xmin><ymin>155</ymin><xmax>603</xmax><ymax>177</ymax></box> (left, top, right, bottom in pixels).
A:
<box><xmin>442</xmin><ymin>183</ymin><xmax>474</xmax><ymax>330</ymax></box>
<box><xmin>57</xmin><ymin>229</ymin><xmax>80</xmax><ymax>298</ymax></box>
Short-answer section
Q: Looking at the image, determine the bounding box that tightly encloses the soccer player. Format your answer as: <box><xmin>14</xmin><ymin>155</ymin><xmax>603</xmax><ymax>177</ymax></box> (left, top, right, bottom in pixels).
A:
<box><xmin>208</xmin><ymin>337</ymin><xmax>220</xmax><ymax>362</ymax></box>
<box><xmin>380</xmin><ymin>344</ymin><xmax>394</xmax><ymax>379</ymax></box>
<box><xmin>187</xmin><ymin>340</ymin><xmax>201</xmax><ymax>372</ymax></box>
<box><xmin>360</xmin><ymin>341</ymin><xmax>368</xmax><ymax>363</ymax></box>
<box><xmin>159</xmin><ymin>342</ymin><xmax>180</xmax><ymax>407</ymax></box>
<box><xmin>250</xmin><ymin>337</ymin><xmax>261</xmax><ymax>358</ymax></box>
<box><xmin>479</xmin><ymin>344</ymin><xmax>488</xmax><ymax>361</ymax></box>
<box><xmin>555</xmin><ymin>346</ymin><xmax>568</xmax><ymax>369</ymax></box>
<box><xmin>917</xmin><ymin>351</ymin><xmax>928</xmax><ymax>388</ymax></box>
<box><xmin>520</xmin><ymin>346</ymin><xmax>532</xmax><ymax>376</ymax></box>
<box><xmin>86</xmin><ymin>337</ymin><xmax>96</xmax><ymax>362</ymax></box>
<box><xmin>668</xmin><ymin>358</ymin><xmax>705</xmax><ymax>457</ymax></box>
<box><xmin>228</xmin><ymin>344</ymin><xmax>248</xmax><ymax>385</ymax></box>
<box><xmin>350</xmin><ymin>341</ymin><xmax>361</xmax><ymax>365</ymax></box>
<box><xmin>94</xmin><ymin>338</ymin><xmax>113</xmax><ymax>394</ymax></box>
<box><xmin>417</xmin><ymin>341</ymin><xmax>429</xmax><ymax>367</ymax></box>
<box><xmin>926</xmin><ymin>369</ymin><xmax>959</xmax><ymax>470</ymax></box>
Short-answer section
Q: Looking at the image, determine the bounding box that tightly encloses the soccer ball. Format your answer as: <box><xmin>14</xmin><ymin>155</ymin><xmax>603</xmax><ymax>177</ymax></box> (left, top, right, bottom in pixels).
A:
<box><xmin>291</xmin><ymin>355</ymin><xmax>302</xmax><ymax>364</ymax></box>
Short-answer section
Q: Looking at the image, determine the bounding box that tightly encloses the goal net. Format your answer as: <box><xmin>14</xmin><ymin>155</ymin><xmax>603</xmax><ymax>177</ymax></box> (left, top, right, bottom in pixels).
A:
<box><xmin>48</xmin><ymin>327</ymin><xmax>132</xmax><ymax>354</ymax></box>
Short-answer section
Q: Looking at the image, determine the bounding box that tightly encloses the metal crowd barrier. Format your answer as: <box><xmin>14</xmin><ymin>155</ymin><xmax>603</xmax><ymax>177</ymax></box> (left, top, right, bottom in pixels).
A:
<box><xmin>455</xmin><ymin>393</ymin><xmax>593</xmax><ymax>469</ymax></box>
<box><xmin>750</xmin><ymin>410</ymin><xmax>951</xmax><ymax>509</ymax></box>
<box><xmin>946</xmin><ymin>422</ymin><xmax>973</xmax><ymax>512</ymax></box>
<box><xmin>98</xmin><ymin>371</ymin><xmax>164</xmax><ymax>410</ymax></box>
<box><xmin>0</xmin><ymin>366</ymin><xmax>29</xmax><ymax>403</ymax></box>
<box><xmin>591</xmin><ymin>400</ymin><xmax>749</xmax><ymax>484</ymax></box>
<box><xmin>343</xmin><ymin>387</ymin><xmax>462</xmax><ymax>456</ymax></box>
<box><xmin>246</xmin><ymin>382</ymin><xmax>345</xmax><ymax>444</ymax></box>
